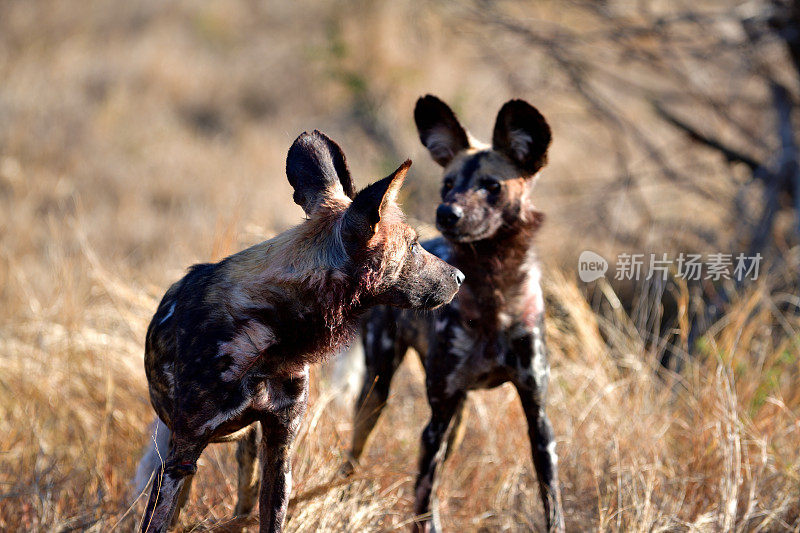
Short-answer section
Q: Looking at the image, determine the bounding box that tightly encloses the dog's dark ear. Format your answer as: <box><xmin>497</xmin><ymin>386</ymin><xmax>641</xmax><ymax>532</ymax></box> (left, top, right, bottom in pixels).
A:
<box><xmin>286</xmin><ymin>130</ymin><xmax>356</xmax><ymax>215</ymax></box>
<box><xmin>414</xmin><ymin>95</ymin><xmax>470</xmax><ymax>167</ymax></box>
<box><xmin>492</xmin><ymin>100</ymin><xmax>551</xmax><ymax>175</ymax></box>
<box><xmin>342</xmin><ymin>160</ymin><xmax>410</xmax><ymax>244</ymax></box>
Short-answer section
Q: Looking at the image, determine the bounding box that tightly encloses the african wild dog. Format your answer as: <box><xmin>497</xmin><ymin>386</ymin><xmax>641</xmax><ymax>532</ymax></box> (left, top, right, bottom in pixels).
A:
<box><xmin>134</xmin><ymin>130</ymin><xmax>464</xmax><ymax>533</ymax></box>
<box><xmin>343</xmin><ymin>96</ymin><xmax>564</xmax><ymax>532</ymax></box>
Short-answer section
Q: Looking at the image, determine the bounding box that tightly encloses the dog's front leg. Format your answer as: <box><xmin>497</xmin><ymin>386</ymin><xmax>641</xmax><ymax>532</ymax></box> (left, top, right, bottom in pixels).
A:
<box><xmin>510</xmin><ymin>330</ymin><xmax>564</xmax><ymax>533</ymax></box>
<box><xmin>257</xmin><ymin>434</ymin><xmax>292</xmax><ymax>533</ymax></box>
<box><xmin>257</xmin><ymin>376</ymin><xmax>309</xmax><ymax>533</ymax></box>
<box><xmin>141</xmin><ymin>436</ymin><xmax>206</xmax><ymax>533</ymax></box>
<box><xmin>170</xmin><ymin>472</ymin><xmax>194</xmax><ymax>528</ymax></box>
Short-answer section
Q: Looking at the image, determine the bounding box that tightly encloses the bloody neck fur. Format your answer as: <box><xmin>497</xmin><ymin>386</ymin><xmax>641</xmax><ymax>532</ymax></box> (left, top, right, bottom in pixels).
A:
<box><xmin>222</xmin><ymin>205</ymin><xmax>381</xmax><ymax>369</ymax></box>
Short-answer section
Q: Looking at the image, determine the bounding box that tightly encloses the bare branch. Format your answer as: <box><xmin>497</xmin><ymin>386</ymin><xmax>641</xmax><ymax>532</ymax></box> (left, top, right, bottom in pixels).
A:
<box><xmin>652</xmin><ymin>102</ymin><xmax>763</xmax><ymax>171</ymax></box>
<box><xmin>771</xmin><ymin>82</ymin><xmax>800</xmax><ymax>234</ymax></box>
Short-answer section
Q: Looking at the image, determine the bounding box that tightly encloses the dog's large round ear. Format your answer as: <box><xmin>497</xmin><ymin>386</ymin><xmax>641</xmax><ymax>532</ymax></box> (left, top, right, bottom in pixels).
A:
<box><xmin>414</xmin><ymin>95</ymin><xmax>470</xmax><ymax>167</ymax></box>
<box><xmin>492</xmin><ymin>100</ymin><xmax>551</xmax><ymax>175</ymax></box>
<box><xmin>286</xmin><ymin>130</ymin><xmax>355</xmax><ymax>215</ymax></box>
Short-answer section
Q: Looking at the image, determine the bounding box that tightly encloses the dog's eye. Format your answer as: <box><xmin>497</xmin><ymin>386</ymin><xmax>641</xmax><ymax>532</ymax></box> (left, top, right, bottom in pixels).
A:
<box><xmin>442</xmin><ymin>179</ymin><xmax>454</xmax><ymax>192</ymax></box>
<box><xmin>481</xmin><ymin>178</ymin><xmax>502</xmax><ymax>194</ymax></box>
<box><xmin>409</xmin><ymin>241</ymin><xmax>420</xmax><ymax>254</ymax></box>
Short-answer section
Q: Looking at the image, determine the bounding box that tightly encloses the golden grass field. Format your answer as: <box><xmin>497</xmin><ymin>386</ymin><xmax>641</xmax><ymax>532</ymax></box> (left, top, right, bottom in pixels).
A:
<box><xmin>1</xmin><ymin>1</ymin><xmax>799</xmax><ymax>531</ymax></box>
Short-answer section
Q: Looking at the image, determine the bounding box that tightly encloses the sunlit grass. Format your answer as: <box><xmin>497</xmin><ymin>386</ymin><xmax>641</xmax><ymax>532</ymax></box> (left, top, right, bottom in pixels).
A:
<box><xmin>1</xmin><ymin>1</ymin><xmax>798</xmax><ymax>530</ymax></box>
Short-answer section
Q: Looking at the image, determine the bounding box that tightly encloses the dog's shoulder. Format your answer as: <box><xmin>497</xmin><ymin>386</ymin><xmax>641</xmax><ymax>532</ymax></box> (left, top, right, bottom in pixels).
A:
<box><xmin>146</xmin><ymin>261</ymin><xmax>236</xmax><ymax>359</ymax></box>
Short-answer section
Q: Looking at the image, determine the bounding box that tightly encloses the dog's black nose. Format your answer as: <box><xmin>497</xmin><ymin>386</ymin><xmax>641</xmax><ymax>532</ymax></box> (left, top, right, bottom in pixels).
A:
<box><xmin>436</xmin><ymin>204</ymin><xmax>463</xmax><ymax>228</ymax></box>
<box><xmin>453</xmin><ymin>269</ymin><xmax>465</xmax><ymax>286</ymax></box>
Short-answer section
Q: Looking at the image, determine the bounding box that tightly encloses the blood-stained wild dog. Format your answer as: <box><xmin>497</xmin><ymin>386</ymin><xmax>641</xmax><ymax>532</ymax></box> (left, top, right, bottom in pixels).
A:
<box><xmin>344</xmin><ymin>97</ymin><xmax>564</xmax><ymax>532</ymax></box>
<box><xmin>134</xmin><ymin>130</ymin><xmax>464</xmax><ymax>533</ymax></box>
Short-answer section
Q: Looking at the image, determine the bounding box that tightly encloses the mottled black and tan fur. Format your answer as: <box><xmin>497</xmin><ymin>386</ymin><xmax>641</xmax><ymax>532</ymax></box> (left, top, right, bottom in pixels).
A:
<box><xmin>135</xmin><ymin>131</ymin><xmax>464</xmax><ymax>533</ymax></box>
<box><xmin>344</xmin><ymin>97</ymin><xmax>564</xmax><ymax>532</ymax></box>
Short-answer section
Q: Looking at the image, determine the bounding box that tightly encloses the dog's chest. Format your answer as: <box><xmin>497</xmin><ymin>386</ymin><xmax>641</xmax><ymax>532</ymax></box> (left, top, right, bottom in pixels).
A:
<box><xmin>429</xmin><ymin>279</ymin><xmax>545</xmax><ymax>396</ymax></box>
<box><xmin>456</xmin><ymin>260</ymin><xmax>544</xmax><ymax>327</ymax></box>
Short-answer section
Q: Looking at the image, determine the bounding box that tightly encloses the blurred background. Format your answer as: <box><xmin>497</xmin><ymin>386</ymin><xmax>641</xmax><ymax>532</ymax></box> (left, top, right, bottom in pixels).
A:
<box><xmin>1</xmin><ymin>1</ymin><xmax>799</xmax><ymax>531</ymax></box>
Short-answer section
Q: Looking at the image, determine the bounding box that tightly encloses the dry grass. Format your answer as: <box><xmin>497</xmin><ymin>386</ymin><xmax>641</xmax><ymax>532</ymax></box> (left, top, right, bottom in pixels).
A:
<box><xmin>3</xmin><ymin>225</ymin><xmax>799</xmax><ymax>532</ymax></box>
<box><xmin>1</xmin><ymin>1</ymin><xmax>799</xmax><ymax>531</ymax></box>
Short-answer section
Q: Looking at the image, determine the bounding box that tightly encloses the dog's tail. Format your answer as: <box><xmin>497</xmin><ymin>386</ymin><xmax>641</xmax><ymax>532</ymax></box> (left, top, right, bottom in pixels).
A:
<box><xmin>132</xmin><ymin>417</ymin><xmax>171</xmax><ymax>497</ymax></box>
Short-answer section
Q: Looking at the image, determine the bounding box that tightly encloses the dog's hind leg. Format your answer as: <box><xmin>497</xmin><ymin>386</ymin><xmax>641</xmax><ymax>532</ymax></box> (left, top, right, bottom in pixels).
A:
<box><xmin>412</xmin><ymin>393</ymin><xmax>465</xmax><ymax>533</ymax></box>
<box><xmin>234</xmin><ymin>424</ymin><xmax>262</xmax><ymax>517</ymax></box>
<box><xmin>344</xmin><ymin>310</ymin><xmax>407</xmax><ymax>476</ymax></box>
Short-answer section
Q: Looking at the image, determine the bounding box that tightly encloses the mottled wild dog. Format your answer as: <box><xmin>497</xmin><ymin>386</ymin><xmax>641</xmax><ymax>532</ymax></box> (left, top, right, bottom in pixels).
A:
<box><xmin>135</xmin><ymin>131</ymin><xmax>464</xmax><ymax>532</ymax></box>
<box><xmin>344</xmin><ymin>96</ymin><xmax>564</xmax><ymax>532</ymax></box>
